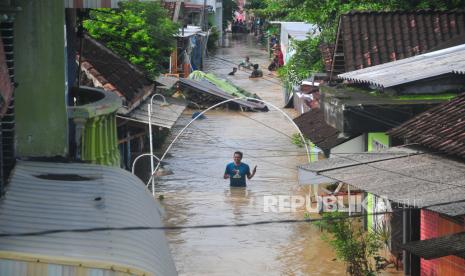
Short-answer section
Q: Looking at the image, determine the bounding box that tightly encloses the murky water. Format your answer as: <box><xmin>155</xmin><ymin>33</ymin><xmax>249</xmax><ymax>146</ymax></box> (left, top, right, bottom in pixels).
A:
<box><xmin>158</xmin><ymin>34</ymin><xmax>345</xmax><ymax>275</ymax></box>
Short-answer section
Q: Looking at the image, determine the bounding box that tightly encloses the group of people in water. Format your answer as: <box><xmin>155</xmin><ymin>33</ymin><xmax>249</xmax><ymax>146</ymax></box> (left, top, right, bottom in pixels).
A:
<box><xmin>228</xmin><ymin>56</ymin><xmax>263</xmax><ymax>78</ymax></box>
<box><xmin>228</xmin><ymin>45</ymin><xmax>283</xmax><ymax>79</ymax></box>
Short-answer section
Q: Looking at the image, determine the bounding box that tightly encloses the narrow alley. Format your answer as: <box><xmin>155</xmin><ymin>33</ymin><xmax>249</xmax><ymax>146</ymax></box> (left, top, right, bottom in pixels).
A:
<box><xmin>158</xmin><ymin>34</ymin><xmax>345</xmax><ymax>275</ymax></box>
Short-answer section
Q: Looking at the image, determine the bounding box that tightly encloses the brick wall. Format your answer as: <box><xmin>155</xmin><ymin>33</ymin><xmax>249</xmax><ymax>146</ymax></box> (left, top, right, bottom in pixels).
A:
<box><xmin>420</xmin><ymin>210</ymin><xmax>465</xmax><ymax>276</ymax></box>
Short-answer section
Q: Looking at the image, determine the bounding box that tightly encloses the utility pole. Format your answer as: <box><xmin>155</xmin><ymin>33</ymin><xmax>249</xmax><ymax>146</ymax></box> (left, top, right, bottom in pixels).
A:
<box><xmin>201</xmin><ymin>0</ymin><xmax>207</xmax><ymax>31</ymax></box>
<box><xmin>173</xmin><ymin>0</ymin><xmax>182</xmax><ymax>22</ymax></box>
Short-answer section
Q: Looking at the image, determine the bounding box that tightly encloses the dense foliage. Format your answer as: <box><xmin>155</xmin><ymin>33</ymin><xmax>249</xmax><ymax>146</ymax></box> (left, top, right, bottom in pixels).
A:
<box><xmin>277</xmin><ymin>36</ymin><xmax>322</xmax><ymax>86</ymax></box>
<box><xmin>314</xmin><ymin>212</ymin><xmax>384</xmax><ymax>276</ymax></box>
<box><xmin>84</xmin><ymin>1</ymin><xmax>179</xmax><ymax>78</ymax></box>
<box><xmin>207</xmin><ymin>27</ymin><xmax>220</xmax><ymax>51</ymax></box>
<box><xmin>248</xmin><ymin>0</ymin><xmax>465</xmax><ymax>84</ymax></box>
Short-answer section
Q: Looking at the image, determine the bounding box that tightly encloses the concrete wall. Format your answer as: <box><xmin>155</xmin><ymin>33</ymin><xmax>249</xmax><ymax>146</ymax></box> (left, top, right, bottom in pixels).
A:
<box><xmin>331</xmin><ymin>134</ymin><xmax>365</xmax><ymax>154</ymax></box>
<box><xmin>14</xmin><ymin>0</ymin><xmax>68</xmax><ymax>157</ymax></box>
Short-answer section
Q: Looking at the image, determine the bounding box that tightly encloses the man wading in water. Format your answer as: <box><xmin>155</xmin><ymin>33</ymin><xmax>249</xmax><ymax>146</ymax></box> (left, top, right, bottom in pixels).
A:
<box><xmin>224</xmin><ymin>151</ymin><xmax>257</xmax><ymax>187</ymax></box>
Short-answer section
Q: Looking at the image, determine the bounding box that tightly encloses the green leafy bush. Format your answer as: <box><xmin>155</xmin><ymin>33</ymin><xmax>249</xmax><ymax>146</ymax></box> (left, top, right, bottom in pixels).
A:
<box><xmin>84</xmin><ymin>1</ymin><xmax>179</xmax><ymax>78</ymax></box>
<box><xmin>314</xmin><ymin>212</ymin><xmax>383</xmax><ymax>276</ymax></box>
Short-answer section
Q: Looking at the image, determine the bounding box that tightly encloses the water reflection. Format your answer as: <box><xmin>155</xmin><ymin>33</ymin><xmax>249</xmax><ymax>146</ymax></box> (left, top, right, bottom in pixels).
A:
<box><xmin>224</xmin><ymin>187</ymin><xmax>253</xmax><ymax>222</ymax></box>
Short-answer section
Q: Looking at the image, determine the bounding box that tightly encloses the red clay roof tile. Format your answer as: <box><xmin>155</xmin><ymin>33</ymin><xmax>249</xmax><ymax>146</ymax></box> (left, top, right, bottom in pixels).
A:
<box><xmin>329</xmin><ymin>10</ymin><xmax>465</xmax><ymax>76</ymax></box>
<box><xmin>388</xmin><ymin>92</ymin><xmax>465</xmax><ymax>159</ymax></box>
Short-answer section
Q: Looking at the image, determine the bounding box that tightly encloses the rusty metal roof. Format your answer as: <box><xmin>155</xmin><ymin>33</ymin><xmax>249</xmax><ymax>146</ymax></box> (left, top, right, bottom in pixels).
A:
<box><xmin>388</xmin><ymin>92</ymin><xmax>465</xmax><ymax>159</ymax></box>
<box><xmin>338</xmin><ymin>43</ymin><xmax>465</xmax><ymax>88</ymax></box>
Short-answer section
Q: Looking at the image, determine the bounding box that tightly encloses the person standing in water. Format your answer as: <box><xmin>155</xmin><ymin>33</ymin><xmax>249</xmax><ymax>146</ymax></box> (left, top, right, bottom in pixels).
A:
<box><xmin>224</xmin><ymin>151</ymin><xmax>257</xmax><ymax>187</ymax></box>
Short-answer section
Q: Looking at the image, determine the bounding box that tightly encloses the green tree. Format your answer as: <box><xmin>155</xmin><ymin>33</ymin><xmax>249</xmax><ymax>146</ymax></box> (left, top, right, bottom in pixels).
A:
<box><xmin>251</xmin><ymin>0</ymin><xmax>465</xmax><ymax>84</ymax></box>
<box><xmin>278</xmin><ymin>36</ymin><xmax>323</xmax><ymax>84</ymax></box>
<box><xmin>83</xmin><ymin>1</ymin><xmax>179</xmax><ymax>78</ymax></box>
<box><xmin>314</xmin><ymin>212</ymin><xmax>383</xmax><ymax>276</ymax></box>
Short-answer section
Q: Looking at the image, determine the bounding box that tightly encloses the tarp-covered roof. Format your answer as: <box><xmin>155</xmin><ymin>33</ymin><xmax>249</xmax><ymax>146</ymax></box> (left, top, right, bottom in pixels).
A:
<box><xmin>298</xmin><ymin>147</ymin><xmax>465</xmax><ymax>216</ymax></box>
<box><xmin>178</xmin><ymin>78</ymin><xmax>268</xmax><ymax>111</ymax></box>
<box><xmin>338</xmin><ymin>43</ymin><xmax>465</xmax><ymax>88</ymax></box>
<box><xmin>0</xmin><ymin>161</ymin><xmax>177</xmax><ymax>275</ymax></box>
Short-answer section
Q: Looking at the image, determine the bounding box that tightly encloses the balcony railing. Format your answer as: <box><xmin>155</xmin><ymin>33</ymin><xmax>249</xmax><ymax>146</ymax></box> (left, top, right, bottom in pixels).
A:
<box><xmin>68</xmin><ymin>86</ymin><xmax>122</xmax><ymax>167</ymax></box>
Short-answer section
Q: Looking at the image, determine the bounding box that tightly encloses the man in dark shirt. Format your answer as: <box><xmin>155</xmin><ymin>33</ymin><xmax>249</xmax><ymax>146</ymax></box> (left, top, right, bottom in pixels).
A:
<box><xmin>224</xmin><ymin>151</ymin><xmax>257</xmax><ymax>187</ymax></box>
<box><xmin>249</xmin><ymin>64</ymin><xmax>263</xmax><ymax>78</ymax></box>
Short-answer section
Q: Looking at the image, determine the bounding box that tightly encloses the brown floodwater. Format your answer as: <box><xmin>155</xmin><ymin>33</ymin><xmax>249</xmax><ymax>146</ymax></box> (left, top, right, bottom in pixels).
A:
<box><xmin>157</xmin><ymin>34</ymin><xmax>346</xmax><ymax>275</ymax></box>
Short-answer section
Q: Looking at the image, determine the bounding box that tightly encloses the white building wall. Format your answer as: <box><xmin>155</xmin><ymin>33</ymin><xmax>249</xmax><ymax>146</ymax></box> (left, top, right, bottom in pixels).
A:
<box><xmin>330</xmin><ymin>134</ymin><xmax>365</xmax><ymax>154</ymax></box>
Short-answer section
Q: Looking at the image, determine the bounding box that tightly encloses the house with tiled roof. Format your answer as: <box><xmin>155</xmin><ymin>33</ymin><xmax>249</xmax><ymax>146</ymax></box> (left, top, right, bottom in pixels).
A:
<box><xmin>297</xmin><ymin>10</ymin><xmax>465</xmax><ymax>162</ymax></box>
<box><xmin>328</xmin><ymin>10</ymin><xmax>465</xmax><ymax>78</ymax></box>
<box><xmin>299</xmin><ymin>91</ymin><xmax>465</xmax><ymax>275</ymax></box>
<box><xmin>79</xmin><ymin>35</ymin><xmax>186</xmax><ymax>171</ymax></box>
<box><xmin>387</xmin><ymin>92</ymin><xmax>465</xmax><ymax>275</ymax></box>
<box><xmin>298</xmin><ymin>17</ymin><xmax>465</xmax><ymax>271</ymax></box>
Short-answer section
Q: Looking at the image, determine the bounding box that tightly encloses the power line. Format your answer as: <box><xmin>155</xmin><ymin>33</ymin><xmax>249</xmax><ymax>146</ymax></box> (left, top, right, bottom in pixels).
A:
<box><xmin>0</xmin><ymin>211</ymin><xmax>408</xmax><ymax>237</ymax></box>
<box><xmin>3</xmin><ymin>199</ymin><xmax>465</xmax><ymax>237</ymax></box>
<box><xmin>151</xmin><ymin>99</ymin><xmax>303</xmax><ymax>171</ymax></box>
<box><xmin>160</xmin><ymin>80</ymin><xmax>465</xmax><ymax>193</ymax></box>
<box><xmin>187</xmin><ymin>122</ymin><xmax>300</xmax><ymax>171</ymax></box>
<box><xmin>236</xmin><ymin>112</ymin><xmax>294</xmax><ymax>139</ymax></box>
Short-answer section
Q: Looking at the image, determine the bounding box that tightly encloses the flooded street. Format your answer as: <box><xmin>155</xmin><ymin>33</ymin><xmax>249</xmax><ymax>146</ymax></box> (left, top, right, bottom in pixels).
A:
<box><xmin>158</xmin><ymin>34</ymin><xmax>345</xmax><ymax>275</ymax></box>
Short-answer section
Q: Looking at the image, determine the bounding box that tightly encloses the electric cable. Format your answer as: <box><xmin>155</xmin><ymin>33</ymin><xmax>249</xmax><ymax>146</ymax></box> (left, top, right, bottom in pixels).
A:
<box><xmin>3</xmin><ymin>198</ymin><xmax>465</xmax><ymax>237</ymax></box>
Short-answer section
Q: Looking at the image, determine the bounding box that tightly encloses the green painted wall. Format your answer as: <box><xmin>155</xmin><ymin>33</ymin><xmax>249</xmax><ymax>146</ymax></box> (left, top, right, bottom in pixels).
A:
<box><xmin>367</xmin><ymin>132</ymin><xmax>389</xmax><ymax>152</ymax></box>
<box><xmin>367</xmin><ymin>132</ymin><xmax>390</xmax><ymax>230</ymax></box>
<box><xmin>14</xmin><ymin>0</ymin><xmax>68</xmax><ymax>157</ymax></box>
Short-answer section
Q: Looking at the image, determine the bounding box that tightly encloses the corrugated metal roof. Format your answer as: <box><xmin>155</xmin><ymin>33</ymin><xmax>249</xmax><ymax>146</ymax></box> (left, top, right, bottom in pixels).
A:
<box><xmin>0</xmin><ymin>161</ymin><xmax>177</xmax><ymax>276</ymax></box>
<box><xmin>298</xmin><ymin>147</ymin><xmax>465</xmax><ymax>216</ymax></box>
<box><xmin>156</xmin><ymin>75</ymin><xmax>179</xmax><ymax>90</ymax></box>
<box><xmin>338</xmin><ymin>44</ymin><xmax>465</xmax><ymax>88</ymax></box>
<box><xmin>401</xmin><ymin>232</ymin><xmax>465</xmax><ymax>260</ymax></box>
<box><xmin>178</xmin><ymin>78</ymin><xmax>268</xmax><ymax>111</ymax></box>
<box><xmin>118</xmin><ymin>96</ymin><xmax>187</xmax><ymax>129</ymax></box>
